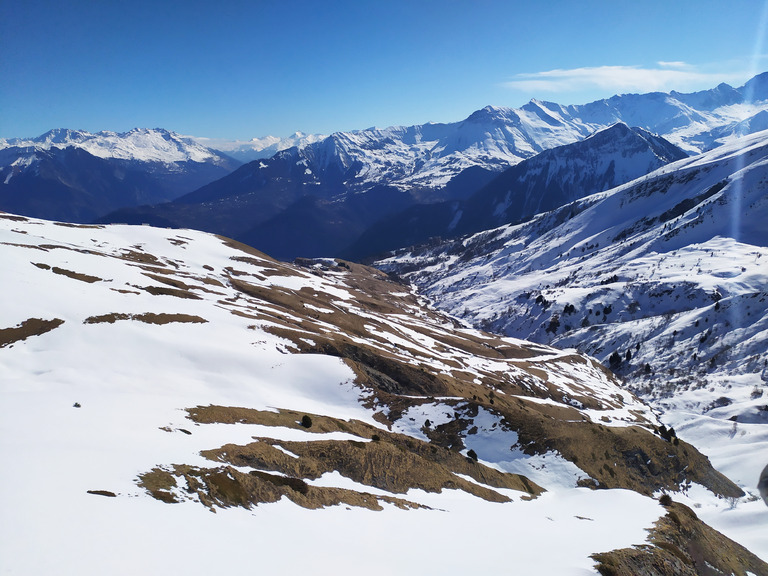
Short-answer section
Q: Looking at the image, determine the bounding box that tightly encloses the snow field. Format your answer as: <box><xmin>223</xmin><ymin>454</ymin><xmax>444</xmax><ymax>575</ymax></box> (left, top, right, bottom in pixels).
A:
<box><xmin>0</xmin><ymin>216</ymin><xmax>674</xmax><ymax>575</ymax></box>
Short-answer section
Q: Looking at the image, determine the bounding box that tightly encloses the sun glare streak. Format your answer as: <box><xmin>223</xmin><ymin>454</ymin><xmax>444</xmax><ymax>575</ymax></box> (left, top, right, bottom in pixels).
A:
<box><xmin>728</xmin><ymin>1</ymin><xmax>768</xmax><ymax>363</ymax></box>
<box><xmin>729</xmin><ymin>0</ymin><xmax>768</xmax><ymax>239</ymax></box>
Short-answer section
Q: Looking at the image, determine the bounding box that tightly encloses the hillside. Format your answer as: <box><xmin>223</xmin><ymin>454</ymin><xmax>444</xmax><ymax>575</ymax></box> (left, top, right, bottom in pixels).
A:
<box><xmin>1</xmin><ymin>212</ymin><xmax>762</xmax><ymax>573</ymax></box>
<box><xmin>377</xmin><ymin>130</ymin><xmax>768</xmax><ymax>558</ymax></box>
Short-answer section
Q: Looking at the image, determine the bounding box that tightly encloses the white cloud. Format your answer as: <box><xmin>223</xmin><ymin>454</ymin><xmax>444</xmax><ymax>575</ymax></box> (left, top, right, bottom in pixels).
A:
<box><xmin>657</xmin><ymin>61</ymin><xmax>690</xmax><ymax>69</ymax></box>
<box><xmin>501</xmin><ymin>65</ymin><xmax>751</xmax><ymax>95</ymax></box>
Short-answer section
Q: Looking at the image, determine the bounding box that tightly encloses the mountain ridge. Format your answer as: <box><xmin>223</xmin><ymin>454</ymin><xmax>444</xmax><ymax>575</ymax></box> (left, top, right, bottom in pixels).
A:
<box><xmin>96</xmin><ymin>73</ymin><xmax>768</xmax><ymax>260</ymax></box>
<box><xmin>343</xmin><ymin>123</ymin><xmax>688</xmax><ymax>260</ymax></box>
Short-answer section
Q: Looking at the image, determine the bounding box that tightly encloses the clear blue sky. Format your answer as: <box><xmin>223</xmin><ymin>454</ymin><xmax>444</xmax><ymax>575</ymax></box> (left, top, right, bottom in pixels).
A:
<box><xmin>2</xmin><ymin>0</ymin><xmax>767</xmax><ymax>140</ymax></box>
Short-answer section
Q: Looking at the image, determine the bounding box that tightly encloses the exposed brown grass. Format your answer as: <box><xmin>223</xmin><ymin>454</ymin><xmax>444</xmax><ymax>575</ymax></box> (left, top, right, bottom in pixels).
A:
<box><xmin>179</xmin><ymin>404</ymin><xmax>541</xmax><ymax>512</ymax></box>
<box><xmin>137</xmin><ymin>285</ymin><xmax>202</xmax><ymax>299</ymax></box>
<box><xmin>0</xmin><ymin>318</ymin><xmax>64</xmax><ymax>348</ymax></box>
<box><xmin>84</xmin><ymin>313</ymin><xmax>207</xmax><ymax>325</ymax></box>
<box><xmin>0</xmin><ymin>213</ymin><xmax>29</xmax><ymax>221</ymax></box>
<box><xmin>592</xmin><ymin>500</ymin><xmax>768</xmax><ymax>576</ymax></box>
<box><xmin>52</xmin><ymin>222</ymin><xmax>103</xmax><ymax>229</ymax></box>
<box><xmin>50</xmin><ymin>266</ymin><xmax>102</xmax><ymax>283</ymax></box>
<box><xmin>139</xmin><ymin>464</ymin><xmax>426</xmax><ymax>511</ymax></box>
<box><xmin>86</xmin><ymin>490</ymin><xmax>117</xmax><ymax>497</ymax></box>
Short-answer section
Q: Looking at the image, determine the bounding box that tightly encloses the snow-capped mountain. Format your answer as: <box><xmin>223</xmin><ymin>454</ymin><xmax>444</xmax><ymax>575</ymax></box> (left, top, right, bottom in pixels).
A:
<box><xmin>192</xmin><ymin>131</ymin><xmax>326</xmax><ymax>163</ymax></box>
<box><xmin>344</xmin><ymin>123</ymin><xmax>688</xmax><ymax>260</ymax></box>
<box><xmin>1</xmin><ymin>212</ymin><xmax>764</xmax><ymax>573</ymax></box>
<box><xmin>1</xmin><ymin>127</ymin><xmax>236</xmax><ymax>164</ymax></box>
<box><xmin>100</xmin><ymin>73</ymin><xmax>768</xmax><ymax>261</ymax></box>
<box><xmin>0</xmin><ymin>128</ymin><xmax>241</xmax><ymax>222</ymax></box>
<box><xmin>184</xmin><ymin>71</ymin><xmax>768</xmax><ymax>196</ymax></box>
<box><xmin>551</xmin><ymin>72</ymin><xmax>768</xmax><ymax>153</ymax></box>
<box><xmin>377</xmin><ymin>131</ymin><xmax>768</xmax><ymax>544</ymax></box>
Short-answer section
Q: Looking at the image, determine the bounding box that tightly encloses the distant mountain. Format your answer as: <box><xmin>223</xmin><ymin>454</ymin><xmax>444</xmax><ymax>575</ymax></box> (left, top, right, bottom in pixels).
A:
<box><xmin>344</xmin><ymin>123</ymin><xmax>687</xmax><ymax>260</ymax></box>
<box><xmin>552</xmin><ymin>72</ymin><xmax>768</xmax><ymax>152</ymax></box>
<box><xmin>0</xmin><ymin>128</ymin><xmax>240</xmax><ymax>222</ymax></box>
<box><xmin>101</xmin><ymin>73</ymin><xmax>768</xmax><ymax>260</ymax></box>
<box><xmin>1</xmin><ymin>127</ymin><xmax>237</xmax><ymax>163</ymax></box>
<box><xmin>192</xmin><ymin>131</ymin><xmax>326</xmax><ymax>163</ymax></box>
<box><xmin>377</xmin><ymin>131</ymin><xmax>768</xmax><ymax>523</ymax></box>
<box><xmin>2</xmin><ymin>211</ymin><xmax>764</xmax><ymax>573</ymax></box>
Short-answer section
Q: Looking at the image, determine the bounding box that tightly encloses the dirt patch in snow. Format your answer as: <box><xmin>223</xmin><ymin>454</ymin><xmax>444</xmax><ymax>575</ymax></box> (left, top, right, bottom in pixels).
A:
<box><xmin>136</xmin><ymin>285</ymin><xmax>202</xmax><ymax>300</ymax></box>
<box><xmin>0</xmin><ymin>213</ymin><xmax>29</xmax><ymax>222</ymax></box>
<box><xmin>139</xmin><ymin>464</ymin><xmax>426</xmax><ymax>511</ymax></box>
<box><xmin>84</xmin><ymin>313</ymin><xmax>207</xmax><ymax>325</ymax></box>
<box><xmin>0</xmin><ymin>317</ymin><xmax>64</xmax><ymax>348</ymax></box>
<box><xmin>31</xmin><ymin>262</ymin><xmax>103</xmax><ymax>283</ymax></box>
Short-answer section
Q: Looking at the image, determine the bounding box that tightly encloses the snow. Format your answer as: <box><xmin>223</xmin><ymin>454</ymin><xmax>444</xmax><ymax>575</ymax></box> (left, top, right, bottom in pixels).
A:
<box><xmin>379</xmin><ymin>129</ymin><xmax>768</xmax><ymax>562</ymax></box>
<box><xmin>0</xmin><ymin>215</ymin><xmax>674</xmax><ymax>574</ymax></box>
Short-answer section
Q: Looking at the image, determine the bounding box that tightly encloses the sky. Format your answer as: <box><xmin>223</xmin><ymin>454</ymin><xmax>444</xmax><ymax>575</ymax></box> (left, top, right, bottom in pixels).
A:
<box><xmin>1</xmin><ymin>0</ymin><xmax>767</xmax><ymax>140</ymax></box>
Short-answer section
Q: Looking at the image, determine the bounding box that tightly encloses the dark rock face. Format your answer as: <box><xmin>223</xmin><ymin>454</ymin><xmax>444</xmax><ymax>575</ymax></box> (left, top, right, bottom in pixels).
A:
<box><xmin>759</xmin><ymin>463</ymin><xmax>768</xmax><ymax>506</ymax></box>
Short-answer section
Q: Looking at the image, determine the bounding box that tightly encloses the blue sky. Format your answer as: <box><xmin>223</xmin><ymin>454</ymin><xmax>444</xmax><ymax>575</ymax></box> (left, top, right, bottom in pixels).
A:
<box><xmin>2</xmin><ymin>0</ymin><xmax>767</xmax><ymax>140</ymax></box>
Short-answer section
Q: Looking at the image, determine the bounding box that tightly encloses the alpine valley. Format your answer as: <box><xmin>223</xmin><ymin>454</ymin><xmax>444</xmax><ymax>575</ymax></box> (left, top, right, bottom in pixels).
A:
<box><xmin>1</xmin><ymin>73</ymin><xmax>768</xmax><ymax>575</ymax></box>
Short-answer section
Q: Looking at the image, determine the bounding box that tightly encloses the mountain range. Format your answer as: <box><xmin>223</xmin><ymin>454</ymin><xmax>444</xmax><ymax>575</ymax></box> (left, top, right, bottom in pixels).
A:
<box><xmin>344</xmin><ymin>122</ymin><xmax>688</xmax><ymax>260</ymax></box>
<box><xmin>93</xmin><ymin>72</ymin><xmax>768</xmax><ymax>260</ymax></box>
<box><xmin>0</xmin><ymin>128</ymin><xmax>240</xmax><ymax>223</ymax></box>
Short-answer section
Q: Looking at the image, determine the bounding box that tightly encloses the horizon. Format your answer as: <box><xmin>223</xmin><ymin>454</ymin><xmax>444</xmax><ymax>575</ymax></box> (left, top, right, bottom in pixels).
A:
<box><xmin>2</xmin><ymin>0</ymin><xmax>768</xmax><ymax>140</ymax></box>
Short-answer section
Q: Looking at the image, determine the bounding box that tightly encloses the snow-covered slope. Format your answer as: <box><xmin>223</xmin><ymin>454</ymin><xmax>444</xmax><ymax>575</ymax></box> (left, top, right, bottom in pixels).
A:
<box><xmin>378</xmin><ymin>131</ymin><xmax>768</xmax><ymax>556</ymax></box>
<box><xmin>344</xmin><ymin>123</ymin><xmax>687</xmax><ymax>260</ymax></box>
<box><xmin>1</xmin><ymin>213</ymin><xmax>762</xmax><ymax>573</ymax></box>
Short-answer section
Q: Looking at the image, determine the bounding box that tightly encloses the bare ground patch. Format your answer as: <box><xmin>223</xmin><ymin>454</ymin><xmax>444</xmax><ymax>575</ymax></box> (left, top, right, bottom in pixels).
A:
<box><xmin>136</xmin><ymin>285</ymin><xmax>202</xmax><ymax>299</ymax></box>
<box><xmin>50</xmin><ymin>266</ymin><xmax>103</xmax><ymax>283</ymax></box>
<box><xmin>171</xmin><ymin>404</ymin><xmax>542</xmax><ymax>512</ymax></box>
<box><xmin>138</xmin><ymin>464</ymin><xmax>426</xmax><ymax>511</ymax></box>
<box><xmin>0</xmin><ymin>213</ymin><xmax>29</xmax><ymax>222</ymax></box>
<box><xmin>592</xmin><ymin>500</ymin><xmax>768</xmax><ymax>576</ymax></box>
<box><xmin>84</xmin><ymin>313</ymin><xmax>207</xmax><ymax>325</ymax></box>
<box><xmin>0</xmin><ymin>318</ymin><xmax>65</xmax><ymax>348</ymax></box>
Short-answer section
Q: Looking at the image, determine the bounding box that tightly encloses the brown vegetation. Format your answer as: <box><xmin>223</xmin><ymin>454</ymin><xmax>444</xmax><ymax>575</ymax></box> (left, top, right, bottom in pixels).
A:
<box><xmin>592</xmin><ymin>500</ymin><xmax>767</xmax><ymax>575</ymax></box>
<box><xmin>144</xmin><ymin>404</ymin><xmax>543</xmax><ymax>511</ymax></box>
<box><xmin>0</xmin><ymin>317</ymin><xmax>64</xmax><ymax>348</ymax></box>
<box><xmin>84</xmin><ymin>313</ymin><xmax>207</xmax><ymax>325</ymax></box>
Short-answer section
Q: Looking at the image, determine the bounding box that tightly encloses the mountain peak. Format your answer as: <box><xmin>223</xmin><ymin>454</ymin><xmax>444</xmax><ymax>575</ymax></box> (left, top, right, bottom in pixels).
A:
<box><xmin>740</xmin><ymin>71</ymin><xmax>768</xmax><ymax>101</ymax></box>
<box><xmin>464</xmin><ymin>105</ymin><xmax>515</xmax><ymax>124</ymax></box>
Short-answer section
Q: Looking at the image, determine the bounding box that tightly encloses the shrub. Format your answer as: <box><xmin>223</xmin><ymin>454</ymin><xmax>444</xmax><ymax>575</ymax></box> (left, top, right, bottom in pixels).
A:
<box><xmin>371</xmin><ymin>434</ymin><xmax>380</xmax><ymax>442</ymax></box>
<box><xmin>546</xmin><ymin>314</ymin><xmax>561</xmax><ymax>334</ymax></box>
<box><xmin>467</xmin><ymin>449</ymin><xmax>478</xmax><ymax>462</ymax></box>
<box><xmin>659</xmin><ymin>494</ymin><xmax>673</xmax><ymax>506</ymax></box>
<box><xmin>300</xmin><ymin>415</ymin><xmax>313</xmax><ymax>428</ymax></box>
